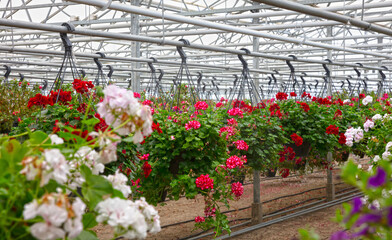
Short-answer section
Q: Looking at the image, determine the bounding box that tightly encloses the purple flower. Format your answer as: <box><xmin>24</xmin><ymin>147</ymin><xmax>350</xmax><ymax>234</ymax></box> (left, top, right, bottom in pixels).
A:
<box><xmin>387</xmin><ymin>207</ymin><xmax>392</xmax><ymax>227</ymax></box>
<box><xmin>330</xmin><ymin>230</ymin><xmax>350</xmax><ymax>240</ymax></box>
<box><xmin>354</xmin><ymin>213</ymin><xmax>382</xmax><ymax>227</ymax></box>
<box><xmin>368</xmin><ymin>167</ymin><xmax>387</xmax><ymax>188</ymax></box>
<box><xmin>351</xmin><ymin>226</ymin><xmax>375</xmax><ymax>238</ymax></box>
<box><xmin>350</xmin><ymin>197</ymin><xmax>363</xmax><ymax>215</ymax></box>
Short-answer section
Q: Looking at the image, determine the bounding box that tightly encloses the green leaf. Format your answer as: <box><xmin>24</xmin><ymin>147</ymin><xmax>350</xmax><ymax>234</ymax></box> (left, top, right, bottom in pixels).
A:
<box><xmin>28</xmin><ymin>131</ymin><xmax>48</xmax><ymax>145</ymax></box>
<box><xmin>80</xmin><ymin>165</ymin><xmax>118</xmax><ymax>208</ymax></box>
<box><xmin>82</xmin><ymin>213</ymin><xmax>98</xmax><ymax>229</ymax></box>
<box><xmin>71</xmin><ymin>230</ymin><xmax>98</xmax><ymax>240</ymax></box>
<box><xmin>82</xmin><ymin>118</ymin><xmax>100</xmax><ymax>127</ymax></box>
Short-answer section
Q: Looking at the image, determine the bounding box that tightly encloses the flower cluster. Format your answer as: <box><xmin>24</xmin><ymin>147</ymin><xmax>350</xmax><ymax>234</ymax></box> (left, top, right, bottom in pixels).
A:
<box><xmin>290</xmin><ymin>92</ymin><xmax>297</xmax><ymax>97</ymax></box>
<box><xmin>362</xmin><ymin>95</ymin><xmax>373</xmax><ymax>106</ymax></box>
<box><xmin>195</xmin><ymin>174</ymin><xmax>214</xmax><ymax>190</ymax></box>
<box><xmin>27</xmin><ymin>93</ymin><xmax>53</xmax><ymax>108</ymax></box>
<box><xmin>299</xmin><ymin>102</ymin><xmax>310</xmax><ymax>112</ymax></box>
<box><xmin>279</xmin><ymin>168</ymin><xmax>290</xmax><ymax>178</ymax></box>
<box><xmin>226</xmin><ymin>155</ymin><xmax>244</xmax><ymax>169</ymax></box>
<box><xmin>227</xmin><ymin>118</ymin><xmax>238</xmax><ymax>126</ymax></box>
<box><xmin>104</xmin><ymin>170</ymin><xmax>132</xmax><ymax>198</ymax></box>
<box><xmin>72</xmin><ymin>79</ymin><xmax>94</xmax><ymax>94</ymax></box>
<box><xmin>95</xmin><ymin>197</ymin><xmax>160</xmax><ymax>239</ymax></box>
<box><xmin>290</xmin><ymin>133</ymin><xmax>303</xmax><ymax>146</ymax></box>
<box><xmin>49</xmin><ymin>90</ymin><xmax>72</xmax><ymax>104</ymax></box>
<box><xmin>134</xmin><ymin>92</ymin><xmax>141</xmax><ymax>98</ymax></box>
<box><xmin>231</xmin><ymin>182</ymin><xmax>244</xmax><ymax>197</ymax></box>
<box><xmin>344</xmin><ymin>127</ymin><xmax>364</xmax><ymax>147</ymax></box>
<box><xmin>185</xmin><ymin>120</ymin><xmax>201</xmax><ymax>130</ymax></box>
<box><xmin>194</xmin><ymin>101</ymin><xmax>209</xmax><ymax>110</ymax></box>
<box><xmin>97</xmin><ymin>85</ymin><xmax>152</xmax><ymax>143</ymax></box>
<box><xmin>23</xmin><ymin>192</ymin><xmax>85</xmax><ymax>240</ymax></box>
<box><xmin>278</xmin><ymin>146</ymin><xmax>296</xmax><ymax>162</ymax></box>
<box><xmin>234</xmin><ymin>140</ymin><xmax>249</xmax><ymax>151</ymax></box>
<box><xmin>195</xmin><ymin>216</ymin><xmax>205</xmax><ymax>223</ymax></box>
<box><xmin>338</xmin><ymin>133</ymin><xmax>346</xmax><ymax>145</ymax></box>
<box><xmin>219</xmin><ymin>126</ymin><xmax>237</xmax><ymax>140</ymax></box>
<box><xmin>276</xmin><ymin>92</ymin><xmax>288</xmax><ymax>100</ymax></box>
<box><xmin>363</xmin><ymin>119</ymin><xmax>375</xmax><ymax>132</ymax></box>
<box><xmin>326</xmin><ymin>125</ymin><xmax>339</xmax><ymax>135</ymax></box>
<box><xmin>20</xmin><ymin>148</ymin><xmax>70</xmax><ymax>187</ymax></box>
<box><xmin>228</xmin><ymin>108</ymin><xmax>244</xmax><ymax>118</ymax></box>
<box><xmin>142</xmin><ymin>161</ymin><xmax>152</xmax><ymax>178</ymax></box>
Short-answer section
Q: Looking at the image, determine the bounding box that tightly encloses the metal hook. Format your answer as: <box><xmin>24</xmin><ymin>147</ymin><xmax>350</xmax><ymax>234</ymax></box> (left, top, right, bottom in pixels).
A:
<box><xmin>233</xmin><ymin>74</ymin><xmax>239</xmax><ymax>86</ymax></box>
<box><xmin>315</xmin><ymin>80</ymin><xmax>319</xmax><ymax>89</ymax></box>
<box><xmin>147</xmin><ymin>57</ymin><xmax>157</xmax><ymax>73</ymax></box>
<box><xmin>286</xmin><ymin>55</ymin><xmax>297</xmax><ymax>73</ymax></box>
<box><xmin>340</xmin><ymin>80</ymin><xmax>345</xmax><ymax>89</ymax></box>
<box><xmin>93</xmin><ymin>52</ymin><xmax>105</xmax><ymax>70</ymax></box>
<box><xmin>158</xmin><ymin>69</ymin><xmax>164</xmax><ymax>81</ymax></box>
<box><xmin>379</xmin><ymin>66</ymin><xmax>387</xmax><ymax>81</ymax></box>
<box><xmin>176</xmin><ymin>39</ymin><xmax>190</xmax><ymax>62</ymax></box>
<box><xmin>60</xmin><ymin>22</ymin><xmax>75</xmax><ymax>49</ymax></box>
<box><xmin>322</xmin><ymin>59</ymin><xmax>332</xmax><ymax>78</ymax></box>
<box><xmin>354</xmin><ymin>63</ymin><xmax>363</xmax><ymax>77</ymax></box>
<box><xmin>237</xmin><ymin>48</ymin><xmax>251</xmax><ymax>70</ymax></box>
<box><xmin>268</xmin><ymin>76</ymin><xmax>272</xmax><ymax>85</ymax></box>
<box><xmin>197</xmin><ymin>72</ymin><xmax>202</xmax><ymax>84</ymax></box>
<box><xmin>42</xmin><ymin>80</ymin><xmax>48</xmax><ymax>91</ymax></box>
<box><xmin>3</xmin><ymin>65</ymin><xmax>11</xmax><ymax>79</ymax></box>
<box><xmin>79</xmin><ymin>69</ymin><xmax>86</xmax><ymax>78</ymax></box>
<box><xmin>106</xmin><ymin>65</ymin><xmax>114</xmax><ymax>79</ymax></box>
<box><xmin>19</xmin><ymin>73</ymin><xmax>24</xmax><ymax>82</ymax></box>
<box><xmin>346</xmin><ymin>75</ymin><xmax>352</xmax><ymax>87</ymax></box>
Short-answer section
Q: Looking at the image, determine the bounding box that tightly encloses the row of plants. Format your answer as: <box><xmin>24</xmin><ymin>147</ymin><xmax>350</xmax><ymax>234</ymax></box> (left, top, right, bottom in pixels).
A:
<box><xmin>2</xmin><ymin>76</ymin><xmax>392</xmax><ymax>239</ymax></box>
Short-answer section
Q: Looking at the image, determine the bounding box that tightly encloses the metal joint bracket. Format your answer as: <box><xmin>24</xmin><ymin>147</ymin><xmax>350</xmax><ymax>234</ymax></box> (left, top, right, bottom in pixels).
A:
<box><xmin>379</xmin><ymin>66</ymin><xmax>388</xmax><ymax>81</ymax></box>
<box><xmin>340</xmin><ymin>81</ymin><xmax>345</xmax><ymax>88</ymax></box>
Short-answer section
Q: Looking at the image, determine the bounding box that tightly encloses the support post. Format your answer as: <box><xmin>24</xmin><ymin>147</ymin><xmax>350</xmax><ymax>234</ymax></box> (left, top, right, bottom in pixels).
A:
<box><xmin>252</xmin><ymin>3</ymin><xmax>260</xmax><ymax>102</ymax></box>
<box><xmin>326</xmin><ymin>151</ymin><xmax>335</xmax><ymax>201</ymax></box>
<box><xmin>131</xmin><ymin>0</ymin><xmax>141</xmax><ymax>92</ymax></box>
<box><xmin>252</xmin><ymin>170</ymin><xmax>262</xmax><ymax>224</ymax></box>
<box><xmin>326</xmin><ymin>26</ymin><xmax>333</xmax><ymax>97</ymax></box>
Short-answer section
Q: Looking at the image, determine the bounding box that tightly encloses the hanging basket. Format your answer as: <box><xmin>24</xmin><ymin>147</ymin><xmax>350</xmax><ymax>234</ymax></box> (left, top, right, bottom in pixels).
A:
<box><xmin>285</xmin><ymin>141</ymin><xmax>311</xmax><ymax>157</ymax></box>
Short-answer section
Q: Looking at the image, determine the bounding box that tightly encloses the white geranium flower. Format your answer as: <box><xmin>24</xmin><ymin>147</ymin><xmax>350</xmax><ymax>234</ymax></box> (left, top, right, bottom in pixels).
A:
<box><xmin>23</xmin><ymin>199</ymin><xmax>39</xmax><ymax>220</ymax></box>
<box><xmin>373</xmin><ymin>155</ymin><xmax>380</xmax><ymax>162</ymax></box>
<box><xmin>343</xmin><ymin>99</ymin><xmax>350</xmax><ymax>104</ymax></box>
<box><xmin>42</xmin><ymin>149</ymin><xmax>70</xmax><ymax>186</ymax></box>
<box><xmin>362</xmin><ymin>96</ymin><xmax>373</xmax><ymax>106</ymax></box>
<box><xmin>30</xmin><ymin>222</ymin><xmax>65</xmax><ymax>240</ymax></box>
<box><xmin>105</xmin><ymin>170</ymin><xmax>132</xmax><ymax>198</ymax></box>
<box><xmin>372</xmin><ymin>114</ymin><xmax>382</xmax><ymax>121</ymax></box>
<box><xmin>363</xmin><ymin>119</ymin><xmax>374</xmax><ymax>132</ymax></box>
<box><xmin>49</xmin><ymin>134</ymin><xmax>64</xmax><ymax>145</ymax></box>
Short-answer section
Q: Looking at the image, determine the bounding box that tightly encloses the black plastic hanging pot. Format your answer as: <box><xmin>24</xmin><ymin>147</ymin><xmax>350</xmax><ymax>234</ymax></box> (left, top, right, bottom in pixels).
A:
<box><xmin>285</xmin><ymin>141</ymin><xmax>311</xmax><ymax>157</ymax></box>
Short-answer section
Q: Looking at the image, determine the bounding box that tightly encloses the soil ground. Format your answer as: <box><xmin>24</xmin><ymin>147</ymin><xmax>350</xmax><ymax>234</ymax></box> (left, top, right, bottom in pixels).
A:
<box><xmin>93</xmin><ymin>157</ymin><xmax>367</xmax><ymax>240</ymax></box>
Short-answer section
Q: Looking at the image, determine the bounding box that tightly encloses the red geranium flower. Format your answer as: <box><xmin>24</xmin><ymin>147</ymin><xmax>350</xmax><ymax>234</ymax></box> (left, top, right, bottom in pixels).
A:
<box><xmin>326</xmin><ymin>125</ymin><xmax>339</xmax><ymax>135</ymax></box>
<box><xmin>299</xmin><ymin>102</ymin><xmax>310</xmax><ymax>112</ymax></box>
<box><xmin>276</xmin><ymin>92</ymin><xmax>288</xmax><ymax>100</ymax></box>
<box><xmin>194</xmin><ymin>101</ymin><xmax>209</xmax><ymax>110</ymax></box>
<box><xmin>195</xmin><ymin>174</ymin><xmax>214</xmax><ymax>190</ymax></box>
<box><xmin>291</xmin><ymin>133</ymin><xmax>303</xmax><ymax>146</ymax></box>
<box><xmin>72</xmin><ymin>78</ymin><xmax>94</xmax><ymax>94</ymax></box>
<box><xmin>290</xmin><ymin>92</ymin><xmax>297</xmax><ymax>97</ymax></box>
<box><xmin>142</xmin><ymin>161</ymin><xmax>152</xmax><ymax>178</ymax></box>
<box><xmin>280</xmin><ymin>168</ymin><xmax>290</xmax><ymax>178</ymax></box>
<box><xmin>338</xmin><ymin>133</ymin><xmax>346</xmax><ymax>145</ymax></box>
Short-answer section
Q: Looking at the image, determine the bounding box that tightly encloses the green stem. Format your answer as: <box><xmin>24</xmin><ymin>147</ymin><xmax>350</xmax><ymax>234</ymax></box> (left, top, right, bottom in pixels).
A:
<box><xmin>2</xmin><ymin>131</ymin><xmax>28</xmax><ymax>139</ymax></box>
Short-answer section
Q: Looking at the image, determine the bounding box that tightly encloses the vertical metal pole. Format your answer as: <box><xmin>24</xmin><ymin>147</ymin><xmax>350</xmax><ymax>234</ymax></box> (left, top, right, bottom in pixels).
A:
<box><xmin>131</xmin><ymin>0</ymin><xmax>141</xmax><ymax>92</ymax></box>
<box><xmin>252</xmin><ymin>5</ymin><xmax>260</xmax><ymax>102</ymax></box>
<box><xmin>252</xmin><ymin>170</ymin><xmax>262</xmax><ymax>224</ymax></box>
<box><xmin>326</xmin><ymin>26</ymin><xmax>333</xmax><ymax>96</ymax></box>
<box><xmin>326</xmin><ymin>152</ymin><xmax>335</xmax><ymax>201</ymax></box>
<box><xmin>251</xmin><ymin>3</ymin><xmax>262</xmax><ymax>224</ymax></box>
<box><xmin>377</xmin><ymin>37</ymin><xmax>383</xmax><ymax>96</ymax></box>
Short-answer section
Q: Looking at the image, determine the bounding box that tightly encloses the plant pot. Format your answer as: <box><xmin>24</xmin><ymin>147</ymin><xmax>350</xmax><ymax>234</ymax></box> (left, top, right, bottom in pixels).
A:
<box><xmin>286</xmin><ymin>141</ymin><xmax>311</xmax><ymax>157</ymax></box>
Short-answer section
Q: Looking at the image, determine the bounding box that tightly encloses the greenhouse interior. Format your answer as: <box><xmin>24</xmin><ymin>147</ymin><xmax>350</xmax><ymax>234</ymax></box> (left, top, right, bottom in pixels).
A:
<box><xmin>1</xmin><ymin>0</ymin><xmax>392</xmax><ymax>239</ymax></box>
